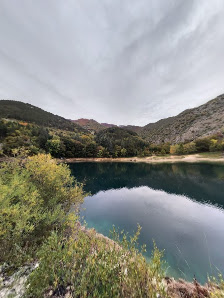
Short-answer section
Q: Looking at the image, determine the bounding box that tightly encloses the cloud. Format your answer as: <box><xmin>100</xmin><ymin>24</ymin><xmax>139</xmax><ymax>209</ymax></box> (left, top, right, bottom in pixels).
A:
<box><xmin>0</xmin><ymin>0</ymin><xmax>223</xmax><ymax>125</ymax></box>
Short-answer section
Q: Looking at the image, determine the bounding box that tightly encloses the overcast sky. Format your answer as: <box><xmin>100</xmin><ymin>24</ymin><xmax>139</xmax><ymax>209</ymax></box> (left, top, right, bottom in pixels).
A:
<box><xmin>0</xmin><ymin>0</ymin><xmax>224</xmax><ymax>125</ymax></box>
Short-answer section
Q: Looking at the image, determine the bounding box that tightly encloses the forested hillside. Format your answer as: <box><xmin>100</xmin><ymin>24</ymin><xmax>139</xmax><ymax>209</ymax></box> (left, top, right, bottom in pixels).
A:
<box><xmin>0</xmin><ymin>101</ymin><xmax>150</xmax><ymax>158</ymax></box>
<box><xmin>72</xmin><ymin>118</ymin><xmax>117</xmax><ymax>132</ymax></box>
<box><xmin>72</xmin><ymin>118</ymin><xmax>105</xmax><ymax>132</ymax></box>
<box><xmin>1</xmin><ymin>97</ymin><xmax>224</xmax><ymax>159</ymax></box>
<box><xmin>0</xmin><ymin>100</ymin><xmax>85</xmax><ymax>132</ymax></box>
<box><xmin>96</xmin><ymin>127</ymin><xmax>148</xmax><ymax>156</ymax></box>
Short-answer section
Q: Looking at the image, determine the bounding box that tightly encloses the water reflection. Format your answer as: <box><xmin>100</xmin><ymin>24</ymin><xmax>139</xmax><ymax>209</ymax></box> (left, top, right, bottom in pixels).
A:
<box><xmin>70</xmin><ymin>162</ymin><xmax>224</xmax><ymax>208</ymax></box>
<box><xmin>81</xmin><ymin>187</ymin><xmax>224</xmax><ymax>283</ymax></box>
<box><xmin>69</xmin><ymin>162</ymin><xmax>224</xmax><ymax>283</ymax></box>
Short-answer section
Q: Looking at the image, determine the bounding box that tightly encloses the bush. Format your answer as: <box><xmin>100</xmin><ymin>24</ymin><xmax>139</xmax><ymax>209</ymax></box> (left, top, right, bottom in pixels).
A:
<box><xmin>170</xmin><ymin>144</ymin><xmax>181</xmax><ymax>155</ymax></box>
<box><xmin>195</xmin><ymin>138</ymin><xmax>211</xmax><ymax>152</ymax></box>
<box><xmin>27</xmin><ymin>226</ymin><xmax>168</xmax><ymax>298</ymax></box>
<box><xmin>160</xmin><ymin>149</ymin><xmax>166</xmax><ymax>155</ymax></box>
<box><xmin>209</xmin><ymin>139</ymin><xmax>223</xmax><ymax>152</ymax></box>
<box><xmin>183</xmin><ymin>142</ymin><xmax>197</xmax><ymax>154</ymax></box>
<box><xmin>0</xmin><ymin>154</ymin><xmax>84</xmax><ymax>267</ymax></box>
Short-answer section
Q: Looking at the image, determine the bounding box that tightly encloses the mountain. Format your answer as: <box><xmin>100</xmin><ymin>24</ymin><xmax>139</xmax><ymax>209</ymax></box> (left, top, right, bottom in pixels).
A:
<box><xmin>101</xmin><ymin>123</ymin><xmax>117</xmax><ymax>128</ymax></box>
<box><xmin>72</xmin><ymin>118</ymin><xmax>105</xmax><ymax>133</ymax></box>
<box><xmin>140</xmin><ymin>94</ymin><xmax>224</xmax><ymax>144</ymax></box>
<box><xmin>75</xmin><ymin>93</ymin><xmax>224</xmax><ymax>143</ymax></box>
<box><xmin>0</xmin><ymin>100</ymin><xmax>85</xmax><ymax>132</ymax></box>
<box><xmin>120</xmin><ymin>125</ymin><xmax>142</xmax><ymax>134</ymax></box>
<box><xmin>72</xmin><ymin>118</ymin><xmax>116</xmax><ymax>132</ymax></box>
<box><xmin>2</xmin><ymin>93</ymin><xmax>224</xmax><ymax>145</ymax></box>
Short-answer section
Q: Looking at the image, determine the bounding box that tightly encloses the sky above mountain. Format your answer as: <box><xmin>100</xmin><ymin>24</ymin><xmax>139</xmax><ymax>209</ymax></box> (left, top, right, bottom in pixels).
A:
<box><xmin>0</xmin><ymin>0</ymin><xmax>224</xmax><ymax>126</ymax></box>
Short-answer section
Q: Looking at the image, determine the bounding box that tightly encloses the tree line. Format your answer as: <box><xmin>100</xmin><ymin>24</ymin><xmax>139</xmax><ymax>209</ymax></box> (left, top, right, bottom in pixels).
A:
<box><xmin>0</xmin><ymin>120</ymin><xmax>148</xmax><ymax>158</ymax></box>
<box><xmin>1</xmin><ymin>119</ymin><xmax>224</xmax><ymax>159</ymax></box>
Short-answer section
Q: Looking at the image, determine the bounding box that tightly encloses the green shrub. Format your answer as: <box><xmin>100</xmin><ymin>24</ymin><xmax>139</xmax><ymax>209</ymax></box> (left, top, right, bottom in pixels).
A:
<box><xmin>183</xmin><ymin>142</ymin><xmax>196</xmax><ymax>154</ymax></box>
<box><xmin>195</xmin><ymin>138</ymin><xmax>211</xmax><ymax>152</ymax></box>
<box><xmin>26</xmin><ymin>226</ymin><xmax>168</xmax><ymax>298</ymax></box>
<box><xmin>170</xmin><ymin>144</ymin><xmax>184</xmax><ymax>155</ymax></box>
<box><xmin>160</xmin><ymin>149</ymin><xmax>166</xmax><ymax>155</ymax></box>
<box><xmin>0</xmin><ymin>154</ymin><xmax>84</xmax><ymax>267</ymax></box>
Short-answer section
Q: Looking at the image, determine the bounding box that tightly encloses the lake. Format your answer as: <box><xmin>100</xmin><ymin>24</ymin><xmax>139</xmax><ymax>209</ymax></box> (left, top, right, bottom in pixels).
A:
<box><xmin>69</xmin><ymin>162</ymin><xmax>224</xmax><ymax>284</ymax></box>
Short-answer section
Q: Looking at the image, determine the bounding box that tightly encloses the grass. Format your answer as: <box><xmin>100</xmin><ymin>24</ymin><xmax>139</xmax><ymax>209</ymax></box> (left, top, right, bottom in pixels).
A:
<box><xmin>198</xmin><ymin>152</ymin><xmax>224</xmax><ymax>158</ymax></box>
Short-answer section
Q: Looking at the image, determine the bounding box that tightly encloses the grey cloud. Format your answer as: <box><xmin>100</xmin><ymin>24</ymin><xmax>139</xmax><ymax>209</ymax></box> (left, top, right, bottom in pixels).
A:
<box><xmin>0</xmin><ymin>0</ymin><xmax>223</xmax><ymax>125</ymax></box>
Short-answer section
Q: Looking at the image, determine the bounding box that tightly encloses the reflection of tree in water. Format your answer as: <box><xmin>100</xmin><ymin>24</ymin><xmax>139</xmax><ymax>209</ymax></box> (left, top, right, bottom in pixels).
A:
<box><xmin>69</xmin><ymin>162</ymin><xmax>224</xmax><ymax>208</ymax></box>
<box><xmin>214</xmin><ymin>166</ymin><xmax>224</xmax><ymax>180</ymax></box>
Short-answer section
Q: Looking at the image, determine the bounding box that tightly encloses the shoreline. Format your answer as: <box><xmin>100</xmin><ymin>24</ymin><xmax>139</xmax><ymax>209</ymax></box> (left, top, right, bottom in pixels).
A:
<box><xmin>59</xmin><ymin>154</ymin><xmax>224</xmax><ymax>164</ymax></box>
<box><xmin>0</xmin><ymin>223</ymin><xmax>217</xmax><ymax>298</ymax></box>
<box><xmin>1</xmin><ymin>154</ymin><xmax>224</xmax><ymax>165</ymax></box>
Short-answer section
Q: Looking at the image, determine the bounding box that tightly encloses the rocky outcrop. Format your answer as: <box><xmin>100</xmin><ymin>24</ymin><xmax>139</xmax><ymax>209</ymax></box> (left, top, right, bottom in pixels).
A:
<box><xmin>140</xmin><ymin>94</ymin><xmax>224</xmax><ymax>144</ymax></box>
<box><xmin>0</xmin><ymin>263</ymin><xmax>37</xmax><ymax>297</ymax></box>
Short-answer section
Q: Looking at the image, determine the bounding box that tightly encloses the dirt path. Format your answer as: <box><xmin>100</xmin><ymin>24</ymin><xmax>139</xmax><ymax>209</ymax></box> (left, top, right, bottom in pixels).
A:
<box><xmin>60</xmin><ymin>154</ymin><xmax>224</xmax><ymax>164</ymax></box>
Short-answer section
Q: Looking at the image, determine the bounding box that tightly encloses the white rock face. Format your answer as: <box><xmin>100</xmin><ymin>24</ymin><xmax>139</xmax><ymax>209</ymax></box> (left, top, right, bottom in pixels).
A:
<box><xmin>0</xmin><ymin>264</ymin><xmax>36</xmax><ymax>298</ymax></box>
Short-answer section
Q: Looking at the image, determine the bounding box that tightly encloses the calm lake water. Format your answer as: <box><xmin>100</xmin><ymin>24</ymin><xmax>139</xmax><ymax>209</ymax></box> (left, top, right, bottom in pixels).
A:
<box><xmin>69</xmin><ymin>162</ymin><xmax>224</xmax><ymax>283</ymax></box>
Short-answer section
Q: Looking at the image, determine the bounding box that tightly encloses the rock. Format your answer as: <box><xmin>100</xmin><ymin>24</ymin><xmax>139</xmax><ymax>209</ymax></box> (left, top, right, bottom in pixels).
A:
<box><xmin>0</xmin><ymin>264</ymin><xmax>37</xmax><ymax>298</ymax></box>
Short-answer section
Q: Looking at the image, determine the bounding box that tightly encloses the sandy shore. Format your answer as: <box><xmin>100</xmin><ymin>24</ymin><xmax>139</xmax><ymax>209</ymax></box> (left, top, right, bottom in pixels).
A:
<box><xmin>60</xmin><ymin>154</ymin><xmax>224</xmax><ymax>164</ymax></box>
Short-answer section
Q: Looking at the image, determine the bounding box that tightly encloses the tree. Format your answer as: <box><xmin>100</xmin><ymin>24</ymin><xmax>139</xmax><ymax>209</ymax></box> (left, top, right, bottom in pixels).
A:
<box><xmin>121</xmin><ymin>148</ymin><xmax>127</xmax><ymax>157</ymax></box>
<box><xmin>176</xmin><ymin>144</ymin><xmax>184</xmax><ymax>155</ymax></box>
<box><xmin>170</xmin><ymin>145</ymin><xmax>178</xmax><ymax>155</ymax></box>
<box><xmin>0</xmin><ymin>120</ymin><xmax>7</xmax><ymax>139</ymax></box>
<box><xmin>85</xmin><ymin>142</ymin><xmax>97</xmax><ymax>157</ymax></box>
<box><xmin>183</xmin><ymin>142</ymin><xmax>196</xmax><ymax>154</ymax></box>
<box><xmin>162</xmin><ymin>143</ymin><xmax>170</xmax><ymax>154</ymax></box>
<box><xmin>114</xmin><ymin>145</ymin><xmax>122</xmax><ymax>157</ymax></box>
<box><xmin>160</xmin><ymin>149</ymin><xmax>166</xmax><ymax>155</ymax></box>
<box><xmin>37</xmin><ymin>127</ymin><xmax>49</xmax><ymax>149</ymax></box>
<box><xmin>170</xmin><ymin>144</ymin><xmax>184</xmax><ymax>155</ymax></box>
<box><xmin>195</xmin><ymin>138</ymin><xmax>210</xmax><ymax>152</ymax></box>
<box><xmin>46</xmin><ymin>136</ymin><xmax>62</xmax><ymax>157</ymax></box>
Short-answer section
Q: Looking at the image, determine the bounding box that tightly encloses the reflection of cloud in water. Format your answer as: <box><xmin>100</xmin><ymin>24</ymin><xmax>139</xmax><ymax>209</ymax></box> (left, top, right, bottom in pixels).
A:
<box><xmin>82</xmin><ymin>186</ymin><xmax>224</xmax><ymax>283</ymax></box>
<box><xmin>85</xmin><ymin>186</ymin><xmax>224</xmax><ymax>228</ymax></box>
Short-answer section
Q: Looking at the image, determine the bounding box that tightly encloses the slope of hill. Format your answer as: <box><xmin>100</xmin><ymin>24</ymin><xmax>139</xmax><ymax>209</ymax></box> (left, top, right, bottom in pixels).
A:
<box><xmin>72</xmin><ymin>118</ymin><xmax>141</xmax><ymax>134</ymax></box>
<box><xmin>72</xmin><ymin>119</ymin><xmax>117</xmax><ymax>132</ymax></box>
<box><xmin>120</xmin><ymin>125</ymin><xmax>142</xmax><ymax>134</ymax></box>
<box><xmin>0</xmin><ymin>100</ymin><xmax>85</xmax><ymax>132</ymax></box>
<box><xmin>96</xmin><ymin>127</ymin><xmax>148</xmax><ymax>156</ymax></box>
<box><xmin>2</xmin><ymin>93</ymin><xmax>224</xmax><ymax>145</ymax></box>
<box><xmin>140</xmin><ymin>94</ymin><xmax>224</xmax><ymax>143</ymax></box>
<box><xmin>72</xmin><ymin>118</ymin><xmax>105</xmax><ymax>132</ymax></box>
<box><xmin>101</xmin><ymin>123</ymin><xmax>117</xmax><ymax>128</ymax></box>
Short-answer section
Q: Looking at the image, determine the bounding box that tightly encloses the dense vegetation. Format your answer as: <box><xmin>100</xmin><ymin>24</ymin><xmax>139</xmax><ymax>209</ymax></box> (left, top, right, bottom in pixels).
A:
<box><xmin>0</xmin><ymin>154</ymin><xmax>85</xmax><ymax>268</ymax></box>
<box><xmin>146</xmin><ymin>134</ymin><xmax>224</xmax><ymax>156</ymax></box>
<box><xmin>1</xmin><ymin>118</ymin><xmax>224</xmax><ymax>160</ymax></box>
<box><xmin>96</xmin><ymin>127</ymin><xmax>148</xmax><ymax>157</ymax></box>
<box><xmin>0</xmin><ymin>154</ymin><xmax>168</xmax><ymax>297</ymax></box>
<box><xmin>72</xmin><ymin>118</ymin><xmax>106</xmax><ymax>133</ymax></box>
<box><xmin>0</xmin><ymin>119</ymin><xmax>150</xmax><ymax>158</ymax></box>
<box><xmin>0</xmin><ymin>100</ymin><xmax>85</xmax><ymax>132</ymax></box>
<box><xmin>1</xmin><ymin>99</ymin><xmax>224</xmax><ymax>160</ymax></box>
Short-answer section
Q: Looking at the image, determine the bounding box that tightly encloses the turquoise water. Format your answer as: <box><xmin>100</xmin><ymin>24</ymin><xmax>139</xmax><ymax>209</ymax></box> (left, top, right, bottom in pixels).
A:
<box><xmin>69</xmin><ymin>162</ymin><xmax>224</xmax><ymax>283</ymax></box>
